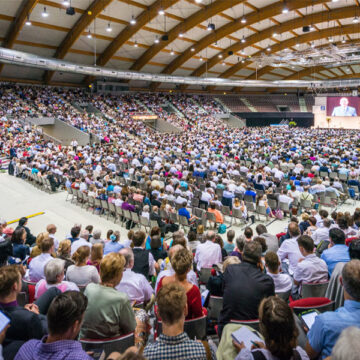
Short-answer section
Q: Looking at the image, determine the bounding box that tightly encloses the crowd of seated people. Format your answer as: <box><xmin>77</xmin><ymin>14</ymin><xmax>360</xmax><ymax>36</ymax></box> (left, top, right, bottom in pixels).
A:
<box><xmin>2</xmin><ymin>83</ymin><xmax>360</xmax><ymax>359</ymax></box>
<box><xmin>0</xmin><ymin>202</ymin><xmax>358</xmax><ymax>359</ymax></box>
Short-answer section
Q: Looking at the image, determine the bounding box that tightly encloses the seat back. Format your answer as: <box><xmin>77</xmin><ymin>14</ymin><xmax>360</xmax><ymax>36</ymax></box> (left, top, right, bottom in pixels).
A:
<box><xmin>301</xmin><ymin>282</ymin><xmax>329</xmax><ymax>299</ymax></box>
<box><xmin>290</xmin><ymin>298</ymin><xmax>335</xmax><ymax>315</ymax></box>
<box><xmin>276</xmin><ymin>290</ymin><xmax>291</xmax><ymax>302</ymax></box>
<box><xmin>157</xmin><ymin>316</ymin><xmax>207</xmax><ymax>340</ymax></box>
<box><xmin>80</xmin><ymin>333</ymin><xmax>134</xmax><ymax>357</ymax></box>
<box><xmin>230</xmin><ymin>319</ymin><xmax>260</xmax><ymax>331</ymax></box>
<box><xmin>232</xmin><ymin>208</ymin><xmax>243</xmax><ymax>219</ymax></box>
<box><xmin>207</xmin><ymin>296</ymin><xmax>223</xmax><ymax>321</ymax></box>
<box><xmin>198</xmin><ymin>268</ymin><xmax>212</xmax><ymax>284</ymax></box>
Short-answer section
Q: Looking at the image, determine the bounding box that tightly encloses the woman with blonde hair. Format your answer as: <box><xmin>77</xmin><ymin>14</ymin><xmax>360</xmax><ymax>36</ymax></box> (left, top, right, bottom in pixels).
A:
<box><xmin>80</xmin><ymin>252</ymin><xmax>136</xmax><ymax>339</ymax></box>
<box><xmin>66</xmin><ymin>245</ymin><xmax>100</xmax><ymax>286</ymax></box>
<box><xmin>87</xmin><ymin>243</ymin><xmax>103</xmax><ymax>272</ymax></box>
<box><xmin>57</xmin><ymin>239</ymin><xmax>74</xmax><ymax>270</ymax></box>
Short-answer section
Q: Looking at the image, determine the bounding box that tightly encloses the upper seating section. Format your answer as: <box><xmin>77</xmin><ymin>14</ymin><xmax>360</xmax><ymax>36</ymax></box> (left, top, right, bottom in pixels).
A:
<box><xmin>219</xmin><ymin>94</ymin><xmax>315</xmax><ymax>112</ymax></box>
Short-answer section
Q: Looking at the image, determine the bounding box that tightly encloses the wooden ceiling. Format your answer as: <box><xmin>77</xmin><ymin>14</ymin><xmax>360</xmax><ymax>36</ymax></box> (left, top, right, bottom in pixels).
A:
<box><xmin>1</xmin><ymin>0</ymin><xmax>360</xmax><ymax>92</ymax></box>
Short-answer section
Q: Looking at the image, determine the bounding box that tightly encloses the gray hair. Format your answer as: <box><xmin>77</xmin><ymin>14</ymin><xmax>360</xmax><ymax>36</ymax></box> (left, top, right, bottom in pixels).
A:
<box><xmin>331</xmin><ymin>327</ymin><xmax>360</xmax><ymax>360</ymax></box>
<box><xmin>206</xmin><ymin>230</ymin><xmax>216</xmax><ymax>241</ymax></box>
<box><xmin>119</xmin><ymin>247</ymin><xmax>134</xmax><ymax>267</ymax></box>
<box><xmin>143</xmin><ymin>205</ymin><xmax>150</xmax><ymax>212</ymax></box>
<box><xmin>93</xmin><ymin>229</ymin><xmax>101</xmax><ymax>240</ymax></box>
<box><xmin>243</xmin><ymin>241</ymin><xmax>262</xmax><ymax>264</ymax></box>
<box><xmin>44</xmin><ymin>258</ymin><xmax>65</xmax><ymax>284</ymax></box>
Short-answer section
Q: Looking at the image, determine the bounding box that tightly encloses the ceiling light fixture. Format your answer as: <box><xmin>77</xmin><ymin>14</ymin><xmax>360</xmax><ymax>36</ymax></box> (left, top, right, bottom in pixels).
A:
<box><xmin>25</xmin><ymin>15</ymin><xmax>31</xmax><ymax>26</ymax></box>
<box><xmin>63</xmin><ymin>0</ymin><xmax>70</xmax><ymax>6</ymax></box>
<box><xmin>282</xmin><ymin>6</ymin><xmax>289</xmax><ymax>14</ymax></box>
<box><xmin>191</xmin><ymin>47</ymin><xmax>195</xmax><ymax>52</ymax></box>
<box><xmin>241</xmin><ymin>60</ymin><xmax>245</xmax><ymax>63</ymax></box>
<box><xmin>241</xmin><ymin>35</ymin><xmax>246</xmax><ymax>43</ymax></box>
<box><xmin>218</xmin><ymin>54</ymin><xmax>223</xmax><ymax>58</ymax></box>
<box><xmin>222</xmin><ymin>62</ymin><xmax>225</xmax><ymax>66</ymax></box>
<box><xmin>342</xmin><ymin>37</ymin><xmax>346</xmax><ymax>43</ymax></box>
<box><xmin>179</xmin><ymin>32</ymin><xmax>184</xmax><ymax>37</ymax></box>
<box><xmin>207</xmin><ymin>23</ymin><xmax>215</xmax><ymax>31</ymax></box>
<box><xmin>273</xmin><ymin>32</ymin><xmax>278</xmax><ymax>37</ymax></box>
<box><xmin>42</xmin><ymin>7</ymin><xmax>49</xmax><ymax>17</ymax></box>
<box><xmin>130</xmin><ymin>16</ymin><xmax>136</xmax><ymax>25</ymax></box>
<box><xmin>87</xmin><ymin>30</ymin><xmax>92</xmax><ymax>39</ymax></box>
<box><xmin>353</xmin><ymin>16</ymin><xmax>359</xmax><ymax>23</ymax></box>
<box><xmin>329</xmin><ymin>37</ymin><xmax>334</xmax><ymax>42</ymax></box>
<box><xmin>195</xmin><ymin>0</ymin><xmax>203</xmax><ymax>3</ymax></box>
<box><xmin>158</xmin><ymin>8</ymin><xmax>165</xmax><ymax>15</ymax></box>
<box><xmin>106</xmin><ymin>23</ymin><xmax>112</xmax><ymax>32</ymax></box>
<box><xmin>200</xmin><ymin>57</ymin><xmax>203</xmax><ymax>61</ymax></box>
<box><xmin>134</xmin><ymin>41</ymin><xmax>138</xmax><ymax>47</ymax></box>
<box><xmin>266</xmin><ymin>46</ymin><xmax>271</xmax><ymax>51</ymax></box>
<box><xmin>309</xmin><ymin>24</ymin><xmax>314</xmax><ymax>31</ymax></box>
<box><xmin>170</xmin><ymin>49</ymin><xmax>175</xmax><ymax>55</ymax></box>
<box><xmin>296</xmin><ymin>43</ymin><xmax>300</xmax><ymax>47</ymax></box>
<box><xmin>154</xmin><ymin>36</ymin><xmax>160</xmax><ymax>44</ymax></box>
<box><xmin>241</xmin><ymin>17</ymin><xmax>246</xmax><ymax>24</ymax></box>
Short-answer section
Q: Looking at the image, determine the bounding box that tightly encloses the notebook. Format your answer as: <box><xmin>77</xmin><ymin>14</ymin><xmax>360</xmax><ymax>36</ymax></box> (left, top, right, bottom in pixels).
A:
<box><xmin>231</xmin><ymin>325</ymin><xmax>262</xmax><ymax>349</ymax></box>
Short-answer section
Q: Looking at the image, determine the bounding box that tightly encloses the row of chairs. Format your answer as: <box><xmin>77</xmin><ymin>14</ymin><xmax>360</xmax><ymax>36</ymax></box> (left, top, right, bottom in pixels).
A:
<box><xmin>21</xmin><ymin>170</ymin><xmax>57</xmax><ymax>193</ymax></box>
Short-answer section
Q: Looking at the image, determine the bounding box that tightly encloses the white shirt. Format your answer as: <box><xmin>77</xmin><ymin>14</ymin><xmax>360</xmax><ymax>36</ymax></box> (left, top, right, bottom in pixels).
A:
<box><xmin>278</xmin><ymin>194</ymin><xmax>293</xmax><ymax>205</ymax></box>
<box><xmin>194</xmin><ymin>240</ymin><xmax>222</xmax><ymax>271</ymax></box>
<box><xmin>49</xmin><ymin>234</ymin><xmax>59</xmax><ymax>250</ymax></box>
<box><xmin>116</xmin><ymin>268</ymin><xmax>153</xmax><ymax>303</ymax></box>
<box><xmin>200</xmin><ymin>191</ymin><xmax>212</xmax><ymax>203</ymax></box>
<box><xmin>312</xmin><ymin>227</ymin><xmax>330</xmax><ymax>245</ymax></box>
<box><xmin>28</xmin><ymin>253</ymin><xmax>53</xmax><ymax>282</ymax></box>
<box><xmin>71</xmin><ymin>238</ymin><xmax>92</xmax><ymax>256</ymax></box>
<box><xmin>267</xmin><ymin>272</ymin><xmax>293</xmax><ymax>293</ymax></box>
<box><xmin>155</xmin><ymin>266</ymin><xmax>198</xmax><ymax>293</ymax></box>
<box><xmin>294</xmin><ymin>254</ymin><xmax>328</xmax><ymax>285</ymax></box>
<box><xmin>277</xmin><ymin>237</ymin><xmax>303</xmax><ymax>275</ymax></box>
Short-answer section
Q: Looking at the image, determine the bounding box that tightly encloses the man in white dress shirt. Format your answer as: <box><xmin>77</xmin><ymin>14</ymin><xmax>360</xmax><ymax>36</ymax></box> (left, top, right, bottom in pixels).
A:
<box><xmin>28</xmin><ymin>237</ymin><xmax>54</xmax><ymax>282</ymax></box>
<box><xmin>71</xmin><ymin>229</ymin><xmax>92</xmax><ymax>256</ymax></box>
<box><xmin>116</xmin><ymin>248</ymin><xmax>154</xmax><ymax>304</ymax></box>
<box><xmin>194</xmin><ymin>230</ymin><xmax>222</xmax><ymax>271</ymax></box>
<box><xmin>277</xmin><ymin>222</ymin><xmax>303</xmax><ymax>275</ymax></box>
<box><xmin>293</xmin><ymin>235</ymin><xmax>328</xmax><ymax>298</ymax></box>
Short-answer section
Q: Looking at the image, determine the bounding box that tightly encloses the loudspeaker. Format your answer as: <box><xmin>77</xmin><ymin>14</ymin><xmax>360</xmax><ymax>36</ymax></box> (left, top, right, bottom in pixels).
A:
<box><xmin>302</xmin><ymin>25</ymin><xmax>310</xmax><ymax>32</ymax></box>
<box><xmin>161</xmin><ymin>34</ymin><xmax>169</xmax><ymax>41</ymax></box>
<box><xmin>228</xmin><ymin>51</ymin><xmax>233</xmax><ymax>56</ymax></box>
<box><xmin>66</xmin><ymin>7</ymin><xmax>75</xmax><ymax>15</ymax></box>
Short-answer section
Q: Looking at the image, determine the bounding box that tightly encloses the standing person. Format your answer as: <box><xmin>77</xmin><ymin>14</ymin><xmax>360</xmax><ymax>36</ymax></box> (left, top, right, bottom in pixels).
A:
<box><xmin>70</xmin><ymin>139</ymin><xmax>78</xmax><ymax>151</ymax></box>
<box><xmin>15</xmin><ymin>291</ymin><xmax>92</xmax><ymax>360</ymax></box>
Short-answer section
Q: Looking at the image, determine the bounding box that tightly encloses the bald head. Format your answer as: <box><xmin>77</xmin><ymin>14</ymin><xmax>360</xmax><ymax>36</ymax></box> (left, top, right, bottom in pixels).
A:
<box><xmin>119</xmin><ymin>247</ymin><xmax>134</xmax><ymax>268</ymax></box>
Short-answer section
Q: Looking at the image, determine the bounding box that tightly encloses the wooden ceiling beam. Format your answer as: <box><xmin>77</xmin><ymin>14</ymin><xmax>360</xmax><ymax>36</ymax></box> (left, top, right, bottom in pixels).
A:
<box><xmin>150</xmin><ymin>0</ymin><xmax>329</xmax><ymax>90</ymax></box>
<box><xmin>44</xmin><ymin>0</ymin><xmax>115</xmax><ymax>84</ymax></box>
<box><xmin>0</xmin><ymin>0</ymin><xmax>40</xmax><ymax>73</ymax></box>
<box><xmin>186</xmin><ymin>4</ymin><xmax>357</xmax><ymax>85</ymax></box>
<box><xmin>227</xmin><ymin>23</ymin><xmax>360</xmax><ymax>91</ymax></box>
<box><xmin>128</xmin><ymin>0</ymin><xmax>245</xmax><ymax>72</ymax></box>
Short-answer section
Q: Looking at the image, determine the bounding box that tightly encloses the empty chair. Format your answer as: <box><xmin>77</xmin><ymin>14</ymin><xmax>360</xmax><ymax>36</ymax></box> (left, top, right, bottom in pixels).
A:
<box><xmin>289</xmin><ymin>298</ymin><xmax>335</xmax><ymax>315</ymax></box>
<box><xmin>80</xmin><ymin>333</ymin><xmax>135</xmax><ymax>357</ymax></box>
<box><xmin>205</xmin><ymin>211</ymin><xmax>217</xmax><ymax>229</ymax></box>
<box><xmin>256</xmin><ymin>205</ymin><xmax>269</xmax><ymax>221</ymax></box>
<box><xmin>140</xmin><ymin>216</ymin><xmax>150</xmax><ymax>232</ymax></box>
<box><xmin>279</xmin><ymin>201</ymin><xmax>290</xmax><ymax>216</ymax></box>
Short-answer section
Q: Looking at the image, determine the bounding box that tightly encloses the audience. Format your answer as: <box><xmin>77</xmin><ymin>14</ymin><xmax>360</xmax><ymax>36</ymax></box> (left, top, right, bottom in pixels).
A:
<box><xmin>144</xmin><ymin>283</ymin><xmax>216</xmax><ymax>360</ymax></box>
<box><xmin>14</xmin><ymin>291</ymin><xmax>91</xmax><ymax>360</ymax></box>
<box><xmin>80</xmin><ymin>253</ymin><xmax>136</xmax><ymax>339</ymax></box>
<box><xmin>264</xmin><ymin>251</ymin><xmax>292</xmax><ymax>293</ymax></box>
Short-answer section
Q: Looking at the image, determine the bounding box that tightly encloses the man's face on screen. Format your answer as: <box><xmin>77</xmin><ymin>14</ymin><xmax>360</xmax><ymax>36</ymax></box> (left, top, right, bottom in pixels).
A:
<box><xmin>340</xmin><ymin>97</ymin><xmax>349</xmax><ymax>107</ymax></box>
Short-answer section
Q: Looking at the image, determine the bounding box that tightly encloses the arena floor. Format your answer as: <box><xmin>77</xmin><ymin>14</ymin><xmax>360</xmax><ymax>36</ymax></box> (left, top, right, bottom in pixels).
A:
<box><xmin>0</xmin><ymin>173</ymin><xmax>357</xmax><ymax>243</ymax></box>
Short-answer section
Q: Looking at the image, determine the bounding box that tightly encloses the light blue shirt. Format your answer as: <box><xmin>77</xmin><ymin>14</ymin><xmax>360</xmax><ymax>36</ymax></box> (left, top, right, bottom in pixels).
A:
<box><xmin>103</xmin><ymin>241</ymin><xmax>124</xmax><ymax>255</ymax></box>
<box><xmin>321</xmin><ymin>244</ymin><xmax>350</xmax><ymax>276</ymax></box>
<box><xmin>308</xmin><ymin>300</ymin><xmax>360</xmax><ymax>359</ymax></box>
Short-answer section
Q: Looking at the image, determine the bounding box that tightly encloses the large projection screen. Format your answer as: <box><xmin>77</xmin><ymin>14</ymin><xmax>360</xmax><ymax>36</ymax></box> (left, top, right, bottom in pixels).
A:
<box><xmin>327</xmin><ymin>96</ymin><xmax>360</xmax><ymax>117</ymax></box>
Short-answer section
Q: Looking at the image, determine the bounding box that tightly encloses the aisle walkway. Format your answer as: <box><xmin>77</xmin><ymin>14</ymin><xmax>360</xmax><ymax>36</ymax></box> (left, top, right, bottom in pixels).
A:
<box><xmin>0</xmin><ymin>173</ymin><xmax>356</xmax><ymax>244</ymax></box>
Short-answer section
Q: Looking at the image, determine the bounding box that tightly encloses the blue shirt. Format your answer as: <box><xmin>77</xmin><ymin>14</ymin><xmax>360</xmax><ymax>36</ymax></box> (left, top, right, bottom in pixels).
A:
<box><xmin>321</xmin><ymin>244</ymin><xmax>350</xmax><ymax>276</ymax></box>
<box><xmin>14</xmin><ymin>336</ymin><xmax>92</xmax><ymax>360</ymax></box>
<box><xmin>307</xmin><ymin>300</ymin><xmax>360</xmax><ymax>359</ymax></box>
<box><xmin>178</xmin><ymin>207</ymin><xmax>190</xmax><ymax>220</ymax></box>
<box><xmin>103</xmin><ymin>241</ymin><xmax>124</xmax><ymax>255</ymax></box>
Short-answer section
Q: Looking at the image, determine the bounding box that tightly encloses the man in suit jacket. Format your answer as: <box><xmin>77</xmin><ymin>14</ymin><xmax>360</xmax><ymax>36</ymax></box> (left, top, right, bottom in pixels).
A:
<box><xmin>218</xmin><ymin>241</ymin><xmax>275</xmax><ymax>337</ymax></box>
<box><xmin>0</xmin><ymin>266</ymin><xmax>47</xmax><ymax>359</ymax></box>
